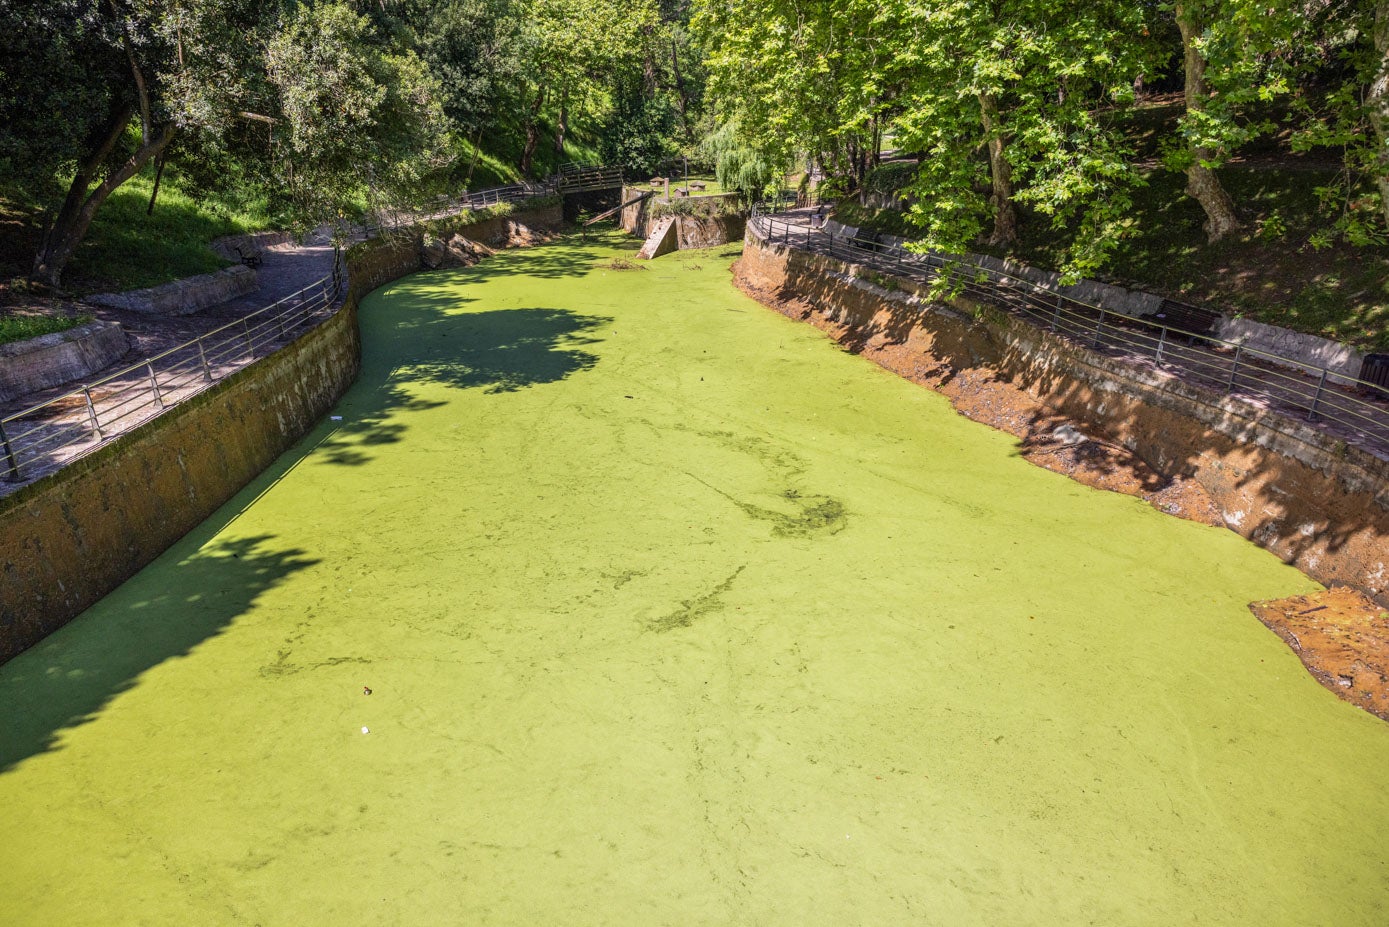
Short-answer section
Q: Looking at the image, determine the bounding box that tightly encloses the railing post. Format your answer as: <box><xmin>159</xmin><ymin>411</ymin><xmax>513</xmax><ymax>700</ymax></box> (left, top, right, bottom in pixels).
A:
<box><xmin>83</xmin><ymin>387</ymin><xmax>103</xmax><ymax>439</ymax></box>
<box><xmin>1308</xmin><ymin>368</ymin><xmax>1328</xmax><ymax>421</ymax></box>
<box><xmin>1155</xmin><ymin>326</ymin><xmax>1167</xmax><ymax>365</ymax></box>
<box><xmin>197</xmin><ymin>336</ymin><xmax>213</xmax><ymax>382</ymax></box>
<box><xmin>146</xmin><ymin>362</ymin><xmax>164</xmax><ymax>409</ymax></box>
<box><xmin>0</xmin><ymin>420</ymin><xmax>20</xmax><ymax>482</ymax></box>
<box><xmin>1050</xmin><ymin>293</ymin><xmax>1062</xmax><ymax>332</ymax></box>
<box><xmin>1092</xmin><ymin>310</ymin><xmax>1106</xmax><ymax>348</ymax></box>
<box><xmin>243</xmin><ymin>318</ymin><xmax>254</xmax><ymax>354</ymax></box>
<box><xmin>1226</xmin><ymin>345</ymin><xmax>1242</xmax><ymax>392</ymax></box>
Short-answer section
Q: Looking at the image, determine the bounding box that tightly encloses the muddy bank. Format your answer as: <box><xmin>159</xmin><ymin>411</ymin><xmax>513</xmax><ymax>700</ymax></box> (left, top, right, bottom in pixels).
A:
<box><xmin>1251</xmin><ymin>588</ymin><xmax>1389</xmax><ymax>720</ymax></box>
<box><xmin>734</xmin><ymin>232</ymin><xmax>1388</xmax><ymax>607</ymax></box>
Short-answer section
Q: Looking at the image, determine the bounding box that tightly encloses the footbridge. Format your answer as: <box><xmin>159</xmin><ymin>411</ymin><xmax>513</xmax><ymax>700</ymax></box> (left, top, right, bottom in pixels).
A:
<box><xmin>555</xmin><ymin>162</ymin><xmax>625</xmax><ymax>195</ymax></box>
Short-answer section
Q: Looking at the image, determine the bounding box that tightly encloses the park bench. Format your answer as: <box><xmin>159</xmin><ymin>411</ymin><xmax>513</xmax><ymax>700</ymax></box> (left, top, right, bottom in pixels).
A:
<box><xmin>233</xmin><ymin>245</ymin><xmax>263</xmax><ymax>268</ymax></box>
<box><xmin>1151</xmin><ymin>298</ymin><xmax>1221</xmax><ymax>345</ymax></box>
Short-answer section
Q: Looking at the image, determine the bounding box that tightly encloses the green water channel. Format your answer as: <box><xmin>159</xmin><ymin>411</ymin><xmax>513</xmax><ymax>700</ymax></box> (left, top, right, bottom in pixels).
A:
<box><xmin>2</xmin><ymin>232</ymin><xmax>1386</xmax><ymax>925</ymax></box>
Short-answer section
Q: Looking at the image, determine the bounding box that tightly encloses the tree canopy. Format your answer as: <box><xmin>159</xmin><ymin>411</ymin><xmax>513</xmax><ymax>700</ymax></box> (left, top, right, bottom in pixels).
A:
<box><xmin>2</xmin><ymin>0</ymin><xmax>1386</xmax><ymax>291</ymax></box>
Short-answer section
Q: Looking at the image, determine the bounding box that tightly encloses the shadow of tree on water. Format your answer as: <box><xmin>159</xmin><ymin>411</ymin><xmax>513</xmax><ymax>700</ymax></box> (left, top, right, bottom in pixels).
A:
<box><xmin>0</xmin><ymin>254</ymin><xmax>615</xmax><ymax>771</ymax></box>
<box><xmin>319</xmin><ymin>301</ymin><xmax>611</xmax><ymax>466</ymax></box>
<box><xmin>0</xmin><ymin>532</ymin><xmax>319</xmax><ymax>772</ymax></box>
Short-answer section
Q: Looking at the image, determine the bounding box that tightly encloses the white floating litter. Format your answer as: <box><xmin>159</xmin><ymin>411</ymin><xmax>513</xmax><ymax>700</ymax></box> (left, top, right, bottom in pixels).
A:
<box><xmin>331</xmin><ymin>415</ymin><xmax>344</xmax><ymax>421</ymax></box>
<box><xmin>361</xmin><ymin>726</ymin><xmax>370</xmax><ymax>734</ymax></box>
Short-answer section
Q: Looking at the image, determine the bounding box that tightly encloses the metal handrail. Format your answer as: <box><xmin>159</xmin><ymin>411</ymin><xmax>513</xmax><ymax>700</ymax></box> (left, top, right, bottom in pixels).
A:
<box><xmin>1</xmin><ymin>273</ymin><xmax>340</xmax><ymax>485</ymax></box>
<box><xmin>0</xmin><ymin>165</ymin><xmax>622</xmax><ymax>488</ymax></box>
<box><xmin>748</xmin><ymin>206</ymin><xmax>1389</xmax><ymax>453</ymax></box>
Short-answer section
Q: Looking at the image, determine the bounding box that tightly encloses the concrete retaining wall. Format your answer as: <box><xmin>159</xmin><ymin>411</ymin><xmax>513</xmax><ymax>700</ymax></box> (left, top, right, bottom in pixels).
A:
<box><xmin>212</xmin><ymin>230</ymin><xmax>296</xmax><ymax>262</ymax></box>
<box><xmin>677</xmin><ymin>215</ymin><xmax>747</xmax><ymax>250</ymax></box>
<box><xmin>622</xmin><ymin>186</ymin><xmax>750</xmax><ymax>251</ymax></box>
<box><xmin>738</xmin><ymin>231</ymin><xmax>1389</xmax><ymax>605</ymax></box>
<box><xmin>0</xmin><ymin>202</ymin><xmax>565</xmax><ymax>664</ymax></box>
<box><xmin>621</xmin><ymin>188</ymin><xmax>746</xmax><ymax>247</ymax></box>
<box><xmin>0</xmin><ymin>320</ymin><xmax>130</xmax><ymax>402</ymax></box>
<box><xmin>0</xmin><ymin>300</ymin><xmax>360</xmax><ymax>662</ymax></box>
<box><xmin>88</xmin><ymin>265</ymin><xmax>259</xmax><ymax>315</ymax></box>
<box><xmin>1216</xmin><ymin>316</ymin><xmax>1366</xmax><ymax>382</ymax></box>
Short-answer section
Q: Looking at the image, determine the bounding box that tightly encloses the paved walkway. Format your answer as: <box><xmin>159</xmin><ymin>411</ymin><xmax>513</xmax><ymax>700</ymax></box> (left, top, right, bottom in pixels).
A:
<box><xmin>0</xmin><ymin>231</ymin><xmax>345</xmax><ymax>495</ymax></box>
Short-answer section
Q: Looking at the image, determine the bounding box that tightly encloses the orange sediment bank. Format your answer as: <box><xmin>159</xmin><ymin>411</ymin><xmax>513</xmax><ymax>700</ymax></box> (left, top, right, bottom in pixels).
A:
<box><xmin>1251</xmin><ymin>588</ymin><xmax>1389</xmax><ymax>720</ymax></box>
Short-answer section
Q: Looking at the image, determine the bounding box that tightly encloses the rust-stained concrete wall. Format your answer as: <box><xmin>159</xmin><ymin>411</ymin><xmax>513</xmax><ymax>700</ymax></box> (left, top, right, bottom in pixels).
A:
<box><xmin>620</xmin><ymin>188</ymin><xmax>746</xmax><ymax>248</ymax></box>
<box><xmin>738</xmin><ymin>231</ymin><xmax>1389</xmax><ymax>605</ymax></box>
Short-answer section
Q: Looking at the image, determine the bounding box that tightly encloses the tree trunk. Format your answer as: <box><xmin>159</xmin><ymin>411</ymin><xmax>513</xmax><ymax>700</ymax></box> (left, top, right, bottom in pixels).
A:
<box><xmin>670</xmin><ymin>35</ymin><xmax>693</xmax><ymax>144</ymax></box>
<box><xmin>465</xmin><ymin>126</ymin><xmax>484</xmax><ymax>187</ymax></box>
<box><xmin>553</xmin><ymin>85</ymin><xmax>568</xmax><ymax>161</ymax></box>
<box><xmin>1367</xmin><ymin>0</ymin><xmax>1389</xmax><ymax>229</ymax></box>
<box><xmin>31</xmin><ymin>103</ymin><xmax>150</xmax><ymax>288</ymax></box>
<box><xmin>1175</xmin><ymin>0</ymin><xmax>1242</xmax><ymax>242</ymax></box>
<box><xmin>978</xmin><ymin>92</ymin><xmax>1018</xmax><ymax>248</ymax></box>
<box><xmin>519</xmin><ymin>84</ymin><xmax>546</xmax><ymax>177</ymax></box>
<box><xmin>146</xmin><ymin>145</ymin><xmax>169</xmax><ymax>215</ymax></box>
<box><xmin>32</xmin><ymin>123</ymin><xmax>175</xmax><ymax>287</ymax></box>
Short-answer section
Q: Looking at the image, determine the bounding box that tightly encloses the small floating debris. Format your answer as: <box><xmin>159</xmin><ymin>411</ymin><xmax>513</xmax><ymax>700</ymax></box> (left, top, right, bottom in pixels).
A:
<box><xmin>330</xmin><ymin>415</ymin><xmax>344</xmax><ymax>421</ymax></box>
<box><xmin>363</xmin><ymin>686</ymin><xmax>372</xmax><ymax>696</ymax></box>
<box><xmin>361</xmin><ymin>726</ymin><xmax>370</xmax><ymax>734</ymax></box>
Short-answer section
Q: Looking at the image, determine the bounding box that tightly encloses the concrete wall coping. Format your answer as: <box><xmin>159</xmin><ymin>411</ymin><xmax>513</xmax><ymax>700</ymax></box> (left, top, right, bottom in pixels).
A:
<box><xmin>0</xmin><ymin>320</ymin><xmax>130</xmax><ymax>402</ymax></box>
<box><xmin>212</xmin><ymin>230</ymin><xmax>296</xmax><ymax>261</ymax></box>
<box><xmin>87</xmin><ymin>265</ymin><xmax>258</xmax><ymax>315</ymax></box>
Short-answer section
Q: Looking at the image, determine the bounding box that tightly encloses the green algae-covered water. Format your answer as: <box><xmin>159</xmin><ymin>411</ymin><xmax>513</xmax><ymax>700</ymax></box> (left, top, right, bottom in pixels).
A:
<box><xmin>3</xmin><ymin>232</ymin><xmax>1387</xmax><ymax>924</ymax></box>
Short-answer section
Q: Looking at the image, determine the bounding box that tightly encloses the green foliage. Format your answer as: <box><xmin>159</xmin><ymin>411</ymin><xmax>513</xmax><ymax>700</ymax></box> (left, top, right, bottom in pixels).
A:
<box><xmin>698</xmin><ymin>121</ymin><xmax>788</xmax><ymax>199</ymax></box>
<box><xmin>0</xmin><ymin>313</ymin><xmax>91</xmax><ymax>346</ymax></box>
<box><xmin>266</xmin><ymin>3</ymin><xmax>450</xmax><ymax>230</ymax></box>
<box><xmin>603</xmin><ymin>81</ymin><xmax>680</xmax><ymax>175</ymax></box>
<box><xmin>864</xmin><ymin>162</ymin><xmax>919</xmax><ymax>196</ymax></box>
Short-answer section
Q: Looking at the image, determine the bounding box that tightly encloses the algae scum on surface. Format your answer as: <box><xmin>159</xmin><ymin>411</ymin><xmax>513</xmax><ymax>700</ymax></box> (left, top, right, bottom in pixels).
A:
<box><xmin>2</xmin><ymin>231</ymin><xmax>1388</xmax><ymax>925</ymax></box>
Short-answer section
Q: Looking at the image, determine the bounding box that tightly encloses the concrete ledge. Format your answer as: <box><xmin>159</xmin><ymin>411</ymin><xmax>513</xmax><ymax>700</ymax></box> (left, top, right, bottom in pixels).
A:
<box><xmin>87</xmin><ymin>265</ymin><xmax>258</xmax><ymax>315</ymax></box>
<box><xmin>0</xmin><ymin>320</ymin><xmax>129</xmax><ymax>402</ymax></box>
<box><xmin>1216</xmin><ymin>316</ymin><xmax>1365</xmax><ymax>382</ymax></box>
<box><xmin>212</xmin><ymin>230</ymin><xmax>295</xmax><ymax>262</ymax></box>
